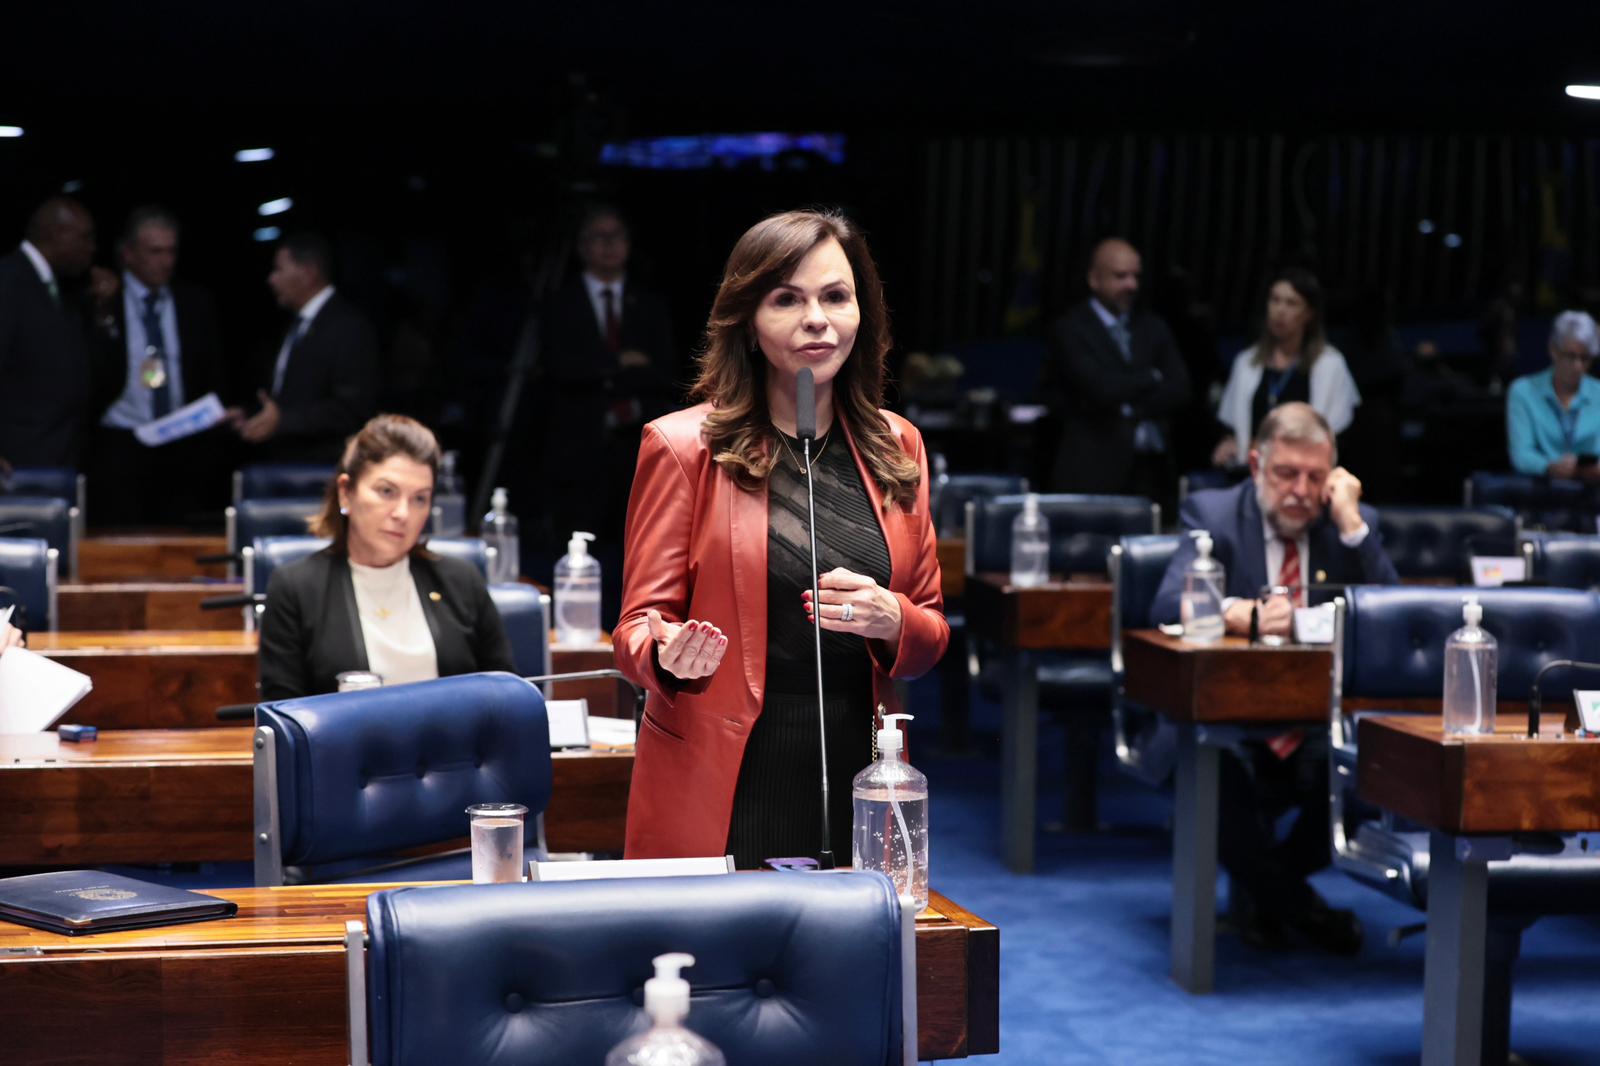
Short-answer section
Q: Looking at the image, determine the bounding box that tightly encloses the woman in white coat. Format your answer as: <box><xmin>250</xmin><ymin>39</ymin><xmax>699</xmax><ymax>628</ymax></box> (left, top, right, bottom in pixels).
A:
<box><xmin>1212</xmin><ymin>268</ymin><xmax>1360</xmax><ymax>466</ymax></box>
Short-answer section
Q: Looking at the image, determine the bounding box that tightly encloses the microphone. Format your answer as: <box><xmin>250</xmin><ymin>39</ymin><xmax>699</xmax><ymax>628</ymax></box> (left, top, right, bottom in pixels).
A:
<box><xmin>795</xmin><ymin>367</ymin><xmax>833</xmax><ymax>868</ymax></box>
<box><xmin>200</xmin><ymin>593</ymin><xmax>267</xmax><ymax>610</ymax></box>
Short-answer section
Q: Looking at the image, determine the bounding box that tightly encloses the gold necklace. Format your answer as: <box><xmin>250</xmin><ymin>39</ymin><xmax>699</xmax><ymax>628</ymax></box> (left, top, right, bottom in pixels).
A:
<box><xmin>776</xmin><ymin>428</ymin><xmax>831</xmax><ymax>474</ymax></box>
<box><xmin>355</xmin><ymin>562</ymin><xmax>410</xmax><ymax>621</ymax></box>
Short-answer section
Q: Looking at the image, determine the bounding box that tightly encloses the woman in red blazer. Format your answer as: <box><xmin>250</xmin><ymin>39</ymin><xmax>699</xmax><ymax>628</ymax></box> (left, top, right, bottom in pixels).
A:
<box><xmin>615</xmin><ymin>209</ymin><xmax>949</xmax><ymax>863</ymax></box>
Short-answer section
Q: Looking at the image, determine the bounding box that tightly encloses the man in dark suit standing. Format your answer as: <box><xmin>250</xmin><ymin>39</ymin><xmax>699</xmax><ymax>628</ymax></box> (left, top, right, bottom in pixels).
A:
<box><xmin>1043</xmin><ymin>237</ymin><xmax>1190</xmax><ymax>507</ymax></box>
<box><xmin>0</xmin><ymin>197</ymin><xmax>98</xmax><ymax>470</ymax></box>
<box><xmin>531</xmin><ymin>205</ymin><xmax>675</xmax><ymax>613</ymax></box>
<box><xmin>89</xmin><ymin>206</ymin><xmax>227</xmax><ymax>525</ymax></box>
<box><xmin>228</xmin><ymin>232</ymin><xmax>378</xmax><ymax>464</ymax></box>
<box><xmin>1152</xmin><ymin>402</ymin><xmax>1397</xmax><ymax>956</ymax></box>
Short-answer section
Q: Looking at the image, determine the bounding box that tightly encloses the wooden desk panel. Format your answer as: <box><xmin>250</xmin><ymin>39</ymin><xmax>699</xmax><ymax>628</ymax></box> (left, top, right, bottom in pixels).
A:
<box><xmin>964</xmin><ymin>572</ymin><xmax>1112</xmax><ymax>651</ymax></box>
<box><xmin>33</xmin><ymin>631</ymin><xmax>259</xmax><ymax>730</ymax></box>
<box><xmin>79</xmin><ymin>535</ymin><xmax>229</xmax><ymax>582</ymax></box>
<box><xmin>1122</xmin><ymin>630</ymin><xmax>1333</xmax><ymax>724</ymax></box>
<box><xmin>0</xmin><ymin>729</ymin><xmax>632</xmax><ymax>865</ymax></box>
<box><xmin>0</xmin><ymin>885</ymin><xmax>997</xmax><ymax>1061</ymax></box>
<box><xmin>1357</xmin><ymin>714</ymin><xmax>1600</xmax><ymax>834</ymax></box>
<box><xmin>57</xmin><ymin>583</ymin><xmax>244</xmax><ymax>632</ymax></box>
<box><xmin>937</xmin><ymin>536</ymin><xmax>966</xmax><ymax>600</ymax></box>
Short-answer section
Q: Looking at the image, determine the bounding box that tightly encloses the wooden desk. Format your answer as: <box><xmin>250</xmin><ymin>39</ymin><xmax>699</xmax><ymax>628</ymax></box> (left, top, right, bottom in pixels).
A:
<box><xmin>937</xmin><ymin>536</ymin><xmax>966</xmax><ymax>600</ymax></box>
<box><xmin>0</xmin><ymin>882</ymin><xmax>998</xmax><ymax>1062</ymax></box>
<box><xmin>32</xmin><ymin>631</ymin><xmax>622</xmax><ymax>729</ymax></box>
<box><xmin>1358</xmin><ymin>715</ymin><xmax>1600</xmax><ymax>1066</ymax></box>
<box><xmin>34</xmin><ymin>631</ymin><xmax>259</xmax><ymax>730</ymax></box>
<box><xmin>964</xmin><ymin>572</ymin><xmax>1114</xmax><ymax>873</ymax></box>
<box><xmin>1122</xmin><ymin>629</ymin><xmax>1333</xmax><ymax>994</ymax></box>
<box><xmin>56</xmin><ymin>582</ymin><xmax>245</xmax><ymax>632</ymax></box>
<box><xmin>78</xmin><ymin>534</ymin><xmax>229</xmax><ymax>582</ymax></box>
<box><xmin>0</xmin><ymin>728</ymin><xmax>632</xmax><ymax>865</ymax></box>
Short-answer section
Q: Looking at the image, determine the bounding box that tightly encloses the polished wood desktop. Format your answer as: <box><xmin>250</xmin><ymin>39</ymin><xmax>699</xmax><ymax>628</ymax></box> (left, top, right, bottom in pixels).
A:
<box><xmin>1122</xmin><ymin>629</ymin><xmax>1333</xmax><ymax>995</ymax></box>
<box><xmin>32</xmin><ymin>631</ymin><xmax>625</xmax><ymax>729</ymax></box>
<box><xmin>56</xmin><ymin>582</ymin><xmax>245</xmax><ymax>631</ymax></box>
<box><xmin>963</xmin><ymin>572</ymin><xmax>1114</xmax><ymax>873</ymax></box>
<box><xmin>0</xmin><ymin>728</ymin><xmax>633</xmax><ymax>865</ymax></box>
<box><xmin>1358</xmin><ymin>714</ymin><xmax>1600</xmax><ymax>1066</ymax></box>
<box><xmin>937</xmin><ymin>535</ymin><xmax>966</xmax><ymax>600</ymax></box>
<box><xmin>77</xmin><ymin>534</ymin><xmax>230</xmax><ymax>582</ymax></box>
<box><xmin>0</xmin><ymin>881</ymin><xmax>998</xmax><ymax>1062</ymax></box>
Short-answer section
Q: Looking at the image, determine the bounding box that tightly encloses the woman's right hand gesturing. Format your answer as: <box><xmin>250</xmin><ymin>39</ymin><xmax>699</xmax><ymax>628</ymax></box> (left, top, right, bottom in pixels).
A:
<box><xmin>647</xmin><ymin>609</ymin><xmax>728</xmax><ymax>681</ymax></box>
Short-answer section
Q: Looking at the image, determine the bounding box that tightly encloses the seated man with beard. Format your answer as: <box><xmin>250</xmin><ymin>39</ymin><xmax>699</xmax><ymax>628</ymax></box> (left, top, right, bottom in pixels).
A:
<box><xmin>1151</xmin><ymin>401</ymin><xmax>1398</xmax><ymax>955</ymax></box>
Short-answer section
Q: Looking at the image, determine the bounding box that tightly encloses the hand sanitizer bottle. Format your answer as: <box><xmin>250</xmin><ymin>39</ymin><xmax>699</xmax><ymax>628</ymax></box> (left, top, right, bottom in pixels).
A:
<box><xmin>1443</xmin><ymin>598</ymin><xmax>1497</xmax><ymax>736</ymax></box>
<box><xmin>604</xmin><ymin>953</ymin><xmax>726</xmax><ymax>1066</ymax></box>
<box><xmin>431</xmin><ymin>450</ymin><xmax>466</xmax><ymax>536</ymax></box>
<box><xmin>852</xmin><ymin>712</ymin><xmax>930</xmax><ymax>913</ymax></box>
<box><xmin>554</xmin><ymin>531</ymin><xmax>601</xmax><ymax>646</ymax></box>
<box><xmin>1180</xmin><ymin>532</ymin><xmax>1225</xmax><ymax>644</ymax></box>
<box><xmin>1009</xmin><ymin>494</ymin><xmax>1050</xmax><ymax>588</ymax></box>
<box><xmin>481</xmin><ymin>487</ymin><xmax>520</xmax><ymax>584</ymax></box>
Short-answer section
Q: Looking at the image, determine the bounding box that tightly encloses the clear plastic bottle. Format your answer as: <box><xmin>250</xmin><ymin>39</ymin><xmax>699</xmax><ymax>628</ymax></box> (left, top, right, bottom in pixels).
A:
<box><xmin>605</xmin><ymin>953</ymin><xmax>726</xmax><ymax>1066</ymax></box>
<box><xmin>1180</xmin><ymin>532</ymin><xmax>1225</xmax><ymax>644</ymax></box>
<box><xmin>852</xmin><ymin>712</ymin><xmax>930</xmax><ymax>913</ymax></box>
<box><xmin>554</xmin><ymin>531</ymin><xmax>601</xmax><ymax>646</ymax></box>
<box><xmin>1009</xmin><ymin>493</ymin><xmax>1049</xmax><ymax>588</ymax></box>
<box><xmin>431</xmin><ymin>450</ymin><xmax>466</xmax><ymax>537</ymax></box>
<box><xmin>931</xmin><ymin>453</ymin><xmax>955</xmax><ymax>536</ymax></box>
<box><xmin>481</xmin><ymin>487</ymin><xmax>520</xmax><ymax>585</ymax></box>
<box><xmin>1443</xmin><ymin>598</ymin><xmax>1497</xmax><ymax>736</ymax></box>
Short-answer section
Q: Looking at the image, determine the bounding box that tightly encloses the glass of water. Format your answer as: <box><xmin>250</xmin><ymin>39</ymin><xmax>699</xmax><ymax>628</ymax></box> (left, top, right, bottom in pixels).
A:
<box><xmin>466</xmin><ymin>802</ymin><xmax>528</xmax><ymax>883</ymax></box>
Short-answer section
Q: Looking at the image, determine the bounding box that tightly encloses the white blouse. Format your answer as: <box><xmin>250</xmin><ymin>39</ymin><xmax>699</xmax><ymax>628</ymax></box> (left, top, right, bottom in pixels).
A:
<box><xmin>1216</xmin><ymin>344</ymin><xmax>1362</xmax><ymax>455</ymax></box>
<box><xmin>348</xmin><ymin>557</ymin><xmax>439</xmax><ymax>687</ymax></box>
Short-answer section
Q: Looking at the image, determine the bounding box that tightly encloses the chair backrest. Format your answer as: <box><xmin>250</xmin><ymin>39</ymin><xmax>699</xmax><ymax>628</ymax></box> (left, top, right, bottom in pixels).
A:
<box><xmin>931</xmin><ymin>473</ymin><xmax>1027</xmax><ymax>539</ymax></box>
<box><xmin>235</xmin><ymin>463</ymin><xmax>337</xmax><ymax>505</ymax></box>
<box><xmin>360</xmin><ymin>872</ymin><xmax>905</xmax><ymax>1066</ymax></box>
<box><xmin>1177</xmin><ymin>467</ymin><xmax>1247</xmax><ymax>500</ymax></box>
<box><xmin>1338</xmin><ymin>585</ymin><xmax>1600</xmax><ymax>707</ymax></box>
<box><xmin>229</xmin><ymin>498</ymin><xmax>321</xmax><ymax>555</ymax></box>
<box><xmin>1375</xmin><ymin>504</ymin><xmax>1519</xmax><ymax>580</ymax></box>
<box><xmin>0</xmin><ymin>496</ymin><xmax>76</xmax><ymax>580</ymax></box>
<box><xmin>1521</xmin><ymin>532</ymin><xmax>1600</xmax><ymax>590</ymax></box>
<box><xmin>0</xmin><ymin>537</ymin><xmax>57</xmax><ymax>631</ymax></box>
<box><xmin>1110</xmin><ymin>533</ymin><xmax>1184</xmax><ymax>662</ymax></box>
<box><xmin>253</xmin><ymin>672</ymin><xmax>552</xmax><ymax>885</ymax></box>
<box><xmin>1465</xmin><ymin>471</ymin><xmax>1600</xmax><ymax>532</ymax></box>
<box><xmin>426</xmin><ymin>536</ymin><xmax>491</xmax><ymax>577</ymax></box>
<box><xmin>487</xmin><ymin>583</ymin><xmax>551</xmax><ymax>679</ymax></box>
<box><xmin>4</xmin><ymin>467</ymin><xmax>84</xmax><ymax>514</ymax></box>
<box><xmin>967</xmin><ymin>493</ymin><xmax>1159</xmax><ymax>576</ymax></box>
<box><xmin>246</xmin><ymin>536</ymin><xmax>492</xmax><ymax>599</ymax></box>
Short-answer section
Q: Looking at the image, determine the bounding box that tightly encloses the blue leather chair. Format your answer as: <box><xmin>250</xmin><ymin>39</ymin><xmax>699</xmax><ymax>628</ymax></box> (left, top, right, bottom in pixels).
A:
<box><xmin>4</xmin><ymin>467</ymin><xmax>85</xmax><ymax>518</ymax></box>
<box><xmin>1464</xmin><ymin>471</ymin><xmax>1600</xmax><ymax>533</ymax></box>
<box><xmin>234</xmin><ymin>462</ymin><xmax>336</xmax><ymax>505</ymax></box>
<box><xmin>487</xmin><ymin>582</ymin><xmax>552</xmax><ymax>680</ymax></box>
<box><xmin>351</xmin><ymin>872</ymin><xmax>908</xmax><ymax>1066</ymax></box>
<box><xmin>1375</xmin><ymin>504</ymin><xmax>1519</xmax><ymax>582</ymax></box>
<box><xmin>968</xmin><ymin>493</ymin><xmax>1160</xmax><ymax>828</ymax></box>
<box><xmin>0</xmin><ymin>496</ymin><xmax>78</xmax><ymax>580</ymax></box>
<box><xmin>1177</xmin><ymin>467</ymin><xmax>1247</xmax><ymax>500</ymax></box>
<box><xmin>252</xmin><ymin>672</ymin><xmax>553</xmax><ymax>886</ymax></box>
<box><xmin>931</xmin><ymin>472</ymin><xmax>1027</xmax><ymax>539</ymax></box>
<box><xmin>1108</xmin><ymin>533</ymin><xmax>1183</xmax><ymax>785</ymax></box>
<box><xmin>227</xmin><ymin>497</ymin><xmax>321</xmax><ymax>556</ymax></box>
<box><xmin>1330</xmin><ymin>586</ymin><xmax>1600</xmax><ymax>1062</ymax></box>
<box><xmin>1519</xmin><ymin>532</ymin><xmax>1600</xmax><ymax>590</ymax></box>
<box><xmin>0</xmin><ymin>537</ymin><xmax>57</xmax><ymax>631</ymax></box>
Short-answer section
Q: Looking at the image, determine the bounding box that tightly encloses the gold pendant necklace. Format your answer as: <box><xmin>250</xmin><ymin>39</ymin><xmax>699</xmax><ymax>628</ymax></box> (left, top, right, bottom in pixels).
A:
<box><xmin>777</xmin><ymin>429</ymin><xmax>831</xmax><ymax>474</ymax></box>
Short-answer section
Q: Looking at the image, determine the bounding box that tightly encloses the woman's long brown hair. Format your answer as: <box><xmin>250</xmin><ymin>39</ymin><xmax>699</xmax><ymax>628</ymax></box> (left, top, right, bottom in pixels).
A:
<box><xmin>691</xmin><ymin>208</ymin><xmax>920</xmax><ymax>509</ymax></box>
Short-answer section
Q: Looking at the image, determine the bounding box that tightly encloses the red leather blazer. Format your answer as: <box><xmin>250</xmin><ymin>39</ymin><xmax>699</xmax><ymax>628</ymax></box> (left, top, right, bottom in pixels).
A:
<box><xmin>615</xmin><ymin>402</ymin><xmax>949</xmax><ymax>857</ymax></box>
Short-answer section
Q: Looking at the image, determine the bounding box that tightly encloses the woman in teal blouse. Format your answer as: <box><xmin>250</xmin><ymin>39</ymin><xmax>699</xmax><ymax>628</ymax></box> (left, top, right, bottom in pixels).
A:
<box><xmin>1506</xmin><ymin>311</ymin><xmax>1600</xmax><ymax>480</ymax></box>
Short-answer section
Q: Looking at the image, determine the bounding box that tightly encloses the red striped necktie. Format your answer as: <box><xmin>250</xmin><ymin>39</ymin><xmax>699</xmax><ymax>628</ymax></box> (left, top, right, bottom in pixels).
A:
<box><xmin>1266</xmin><ymin>534</ymin><xmax>1306</xmax><ymax>759</ymax></box>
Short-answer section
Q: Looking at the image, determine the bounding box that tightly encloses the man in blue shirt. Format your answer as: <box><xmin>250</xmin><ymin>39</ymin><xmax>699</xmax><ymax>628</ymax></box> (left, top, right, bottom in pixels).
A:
<box><xmin>1506</xmin><ymin>311</ymin><xmax>1600</xmax><ymax>480</ymax></box>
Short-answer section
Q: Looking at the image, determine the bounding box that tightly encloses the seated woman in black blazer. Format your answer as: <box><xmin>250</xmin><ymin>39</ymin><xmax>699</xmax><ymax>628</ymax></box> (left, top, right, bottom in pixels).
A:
<box><xmin>258</xmin><ymin>413</ymin><xmax>515</xmax><ymax>700</ymax></box>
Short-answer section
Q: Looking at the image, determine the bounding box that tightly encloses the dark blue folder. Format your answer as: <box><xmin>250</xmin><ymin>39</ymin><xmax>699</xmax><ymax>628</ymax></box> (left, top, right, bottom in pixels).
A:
<box><xmin>0</xmin><ymin>870</ymin><xmax>237</xmax><ymax>936</ymax></box>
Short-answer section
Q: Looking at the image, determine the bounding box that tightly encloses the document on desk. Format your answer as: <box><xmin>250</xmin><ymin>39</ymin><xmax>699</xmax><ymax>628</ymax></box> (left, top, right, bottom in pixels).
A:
<box><xmin>134</xmin><ymin>392</ymin><xmax>227</xmax><ymax>447</ymax></box>
<box><xmin>0</xmin><ymin>642</ymin><xmax>93</xmax><ymax>733</ymax></box>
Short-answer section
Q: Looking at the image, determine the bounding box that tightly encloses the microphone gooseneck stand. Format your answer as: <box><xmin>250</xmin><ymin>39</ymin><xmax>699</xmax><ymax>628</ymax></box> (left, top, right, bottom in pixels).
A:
<box><xmin>796</xmin><ymin>366</ymin><xmax>834</xmax><ymax>868</ymax></box>
<box><xmin>1527</xmin><ymin>659</ymin><xmax>1600</xmax><ymax>737</ymax></box>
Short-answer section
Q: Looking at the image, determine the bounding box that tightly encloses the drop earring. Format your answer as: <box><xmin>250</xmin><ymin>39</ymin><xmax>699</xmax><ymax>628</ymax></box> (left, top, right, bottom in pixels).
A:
<box><xmin>339</xmin><ymin>506</ymin><xmax>349</xmax><ymax>516</ymax></box>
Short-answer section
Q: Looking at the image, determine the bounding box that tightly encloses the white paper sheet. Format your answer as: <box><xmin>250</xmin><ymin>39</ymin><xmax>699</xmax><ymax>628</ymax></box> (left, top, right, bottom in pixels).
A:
<box><xmin>0</xmin><ymin>647</ymin><xmax>93</xmax><ymax>733</ymax></box>
<box><xmin>134</xmin><ymin>393</ymin><xmax>227</xmax><ymax>447</ymax></box>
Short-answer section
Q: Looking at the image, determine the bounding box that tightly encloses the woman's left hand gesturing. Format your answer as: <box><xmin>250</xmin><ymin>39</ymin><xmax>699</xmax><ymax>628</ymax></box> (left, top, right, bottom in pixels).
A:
<box><xmin>802</xmin><ymin>567</ymin><xmax>903</xmax><ymax>643</ymax></box>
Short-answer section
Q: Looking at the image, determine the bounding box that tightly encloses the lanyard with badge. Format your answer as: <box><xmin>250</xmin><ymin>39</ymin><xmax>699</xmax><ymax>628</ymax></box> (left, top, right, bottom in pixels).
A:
<box><xmin>1265</xmin><ymin>365</ymin><xmax>1297</xmax><ymax>406</ymax></box>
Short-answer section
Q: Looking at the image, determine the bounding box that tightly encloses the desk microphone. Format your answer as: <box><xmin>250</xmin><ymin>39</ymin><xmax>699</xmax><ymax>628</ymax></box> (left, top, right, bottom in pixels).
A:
<box><xmin>200</xmin><ymin>593</ymin><xmax>267</xmax><ymax>611</ymax></box>
<box><xmin>796</xmin><ymin>366</ymin><xmax>834</xmax><ymax>869</ymax></box>
<box><xmin>1528</xmin><ymin>659</ymin><xmax>1600</xmax><ymax>738</ymax></box>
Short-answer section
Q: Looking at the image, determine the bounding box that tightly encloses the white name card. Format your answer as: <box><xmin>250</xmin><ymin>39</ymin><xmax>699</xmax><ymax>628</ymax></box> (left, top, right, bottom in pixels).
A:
<box><xmin>1575</xmin><ymin>690</ymin><xmax>1600</xmax><ymax>733</ymax></box>
<box><xmin>546</xmin><ymin>699</ymin><xmax>590</xmax><ymax>749</ymax></box>
<box><xmin>1471</xmin><ymin>556</ymin><xmax>1526</xmax><ymax>587</ymax></box>
<box><xmin>1293</xmin><ymin>603</ymin><xmax>1336</xmax><ymax>644</ymax></box>
<box><xmin>528</xmin><ymin>856</ymin><xmax>735</xmax><ymax>881</ymax></box>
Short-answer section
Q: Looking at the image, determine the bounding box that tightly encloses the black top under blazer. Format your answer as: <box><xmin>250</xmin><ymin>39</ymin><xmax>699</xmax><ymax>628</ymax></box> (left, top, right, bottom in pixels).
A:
<box><xmin>259</xmin><ymin>548</ymin><xmax>516</xmax><ymax>701</ymax></box>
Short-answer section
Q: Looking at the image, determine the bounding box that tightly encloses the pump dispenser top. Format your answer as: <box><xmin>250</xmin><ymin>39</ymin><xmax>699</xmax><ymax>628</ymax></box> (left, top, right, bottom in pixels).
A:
<box><xmin>1463</xmin><ymin>598</ymin><xmax>1483</xmax><ymax>627</ymax></box>
<box><xmin>644</xmin><ymin>952</ymin><xmax>694</xmax><ymax>1025</ymax></box>
<box><xmin>877</xmin><ymin>712</ymin><xmax>913</xmax><ymax>756</ymax></box>
<box><xmin>567</xmin><ymin>530</ymin><xmax>595</xmax><ymax>559</ymax></box>
<box><xmin>490</xmin><ymin>486</ymin><xmax>508</xmax><ymax>514</ymax></box>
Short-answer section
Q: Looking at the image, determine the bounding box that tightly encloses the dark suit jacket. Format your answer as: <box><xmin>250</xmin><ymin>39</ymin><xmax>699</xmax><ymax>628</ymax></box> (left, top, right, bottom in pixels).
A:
<box><xmin>1151</xmin><ymin>480</ymin><xmax>1399</xmax><ymax>625</ymax></box>
<box><xmin>1042</xmin><ymin>301</ymin><xmax>1191</xmax><ymax>493</ymax></box>
<box><xmin>259</xmin><ymin>548</ymin><xmax>515</xmax><ymax>701</ymax></box>
<box><xmin>90</xmin><ymin>279</ymin><xmax>224</xmax><ymax>418</ymax></box>
<box><xmin>259</xmin><ymin>292</ymin><xmax>379</xmax><ymax>462</ymax></box>
<box><xmin>0</xmin><ymin>249</ymin><xmax>92</xmax><ymax>467</ymax></box>
<box><xmin>538</xmin><ymin>277</ymin><xmax>676</xmax><ymax>388</ymax></box>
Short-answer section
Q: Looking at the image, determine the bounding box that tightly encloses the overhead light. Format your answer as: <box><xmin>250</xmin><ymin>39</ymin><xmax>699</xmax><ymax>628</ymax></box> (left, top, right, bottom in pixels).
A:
<box><xmin>1443</xmin><ymin>233</ymin><xmax>1464</xmax><ymax>249</ymax></box>
<box><xmin>0</xmin><ymin>126</ymin><xmax>23</xmax><ymax>138</ymax></box>
<box><xmin>1417</xmin><ymin>219</ymin><xmax>1435</xmax><ymax>235</ymax></box>
<box><xmin>1567</xmin><ymin>85</ymin><xmax>1600</xmax><ymax>100</ymax></box>
<box><xmin>235</xmin><ymin>147</ymin><xmax>275</xmax><ymax>163</ymax></box>
<box><xmin>257</xmin><ymin>197</ymin><xmax>292</xmax><ymax>216</ymax></box>
<box><xmin>253</xmin><ymin>226</ymin><xmax>282</xmax><ymax>243</ymax></box>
